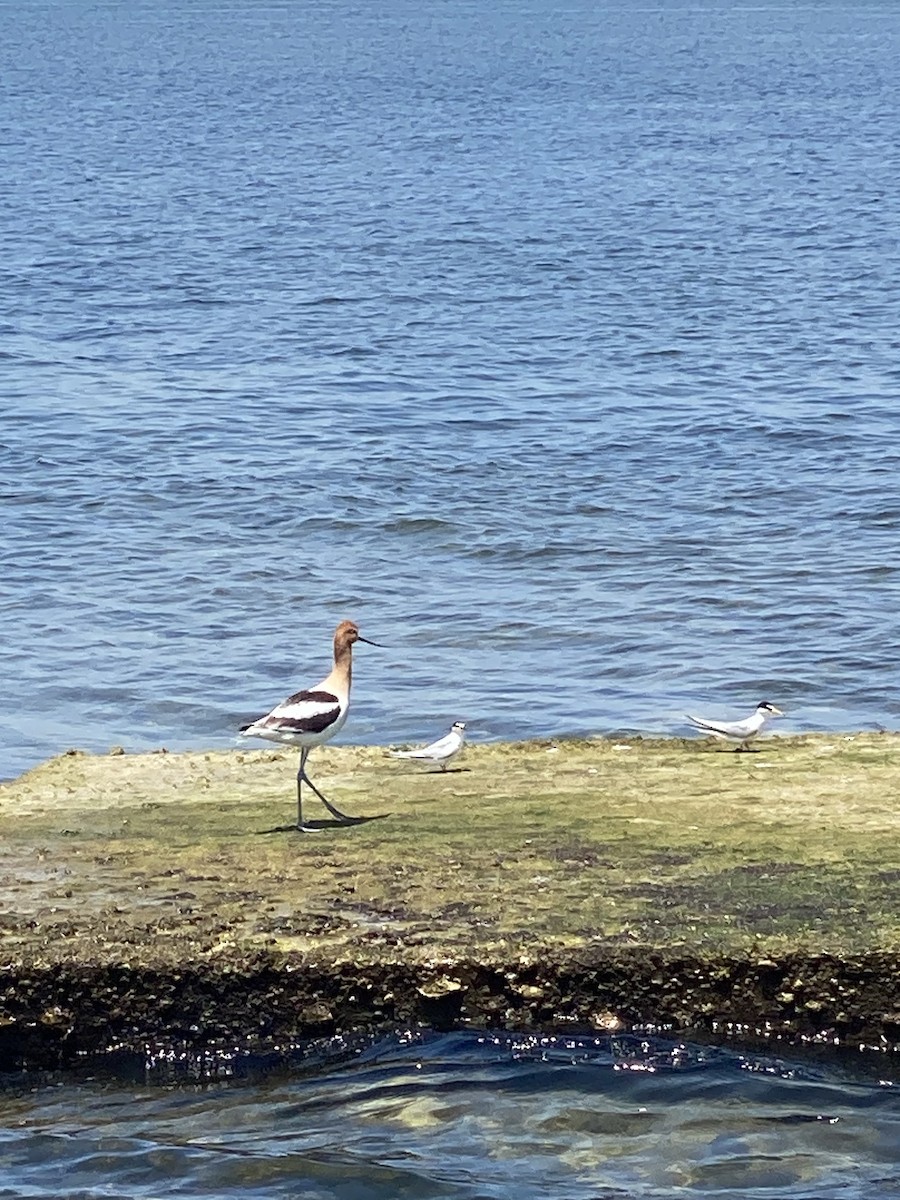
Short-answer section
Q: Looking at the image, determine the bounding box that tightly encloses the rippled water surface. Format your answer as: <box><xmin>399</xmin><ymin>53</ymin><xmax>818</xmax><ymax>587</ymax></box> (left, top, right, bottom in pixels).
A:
<box><xmin>1</xmin><ymin>1033</ymin><xmax>898</xmax><ymax>1200</ymax></box>
<box><xmin>2</xmin><ymin>0</ymin><xmax>900</xmax><ymax>775</ymax></box>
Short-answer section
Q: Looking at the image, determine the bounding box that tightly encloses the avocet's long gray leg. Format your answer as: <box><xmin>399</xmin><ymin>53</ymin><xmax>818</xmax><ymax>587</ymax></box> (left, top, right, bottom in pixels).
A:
<box><xmin>297</xmin><ymin>748</ymin><xmax>356</xmax><ymax>826</ymax></box>
<box><xmin>296</xmin><ymin>748</ymin><xmax>308</xmax><ymax>830</ymax></box>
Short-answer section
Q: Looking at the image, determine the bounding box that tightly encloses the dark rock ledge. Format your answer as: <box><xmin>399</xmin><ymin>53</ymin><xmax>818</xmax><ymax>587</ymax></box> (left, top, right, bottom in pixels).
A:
<box><xmin>2</xmin><ymin>949</ymin><xmax>898</xmax><ymax>1072</ymax></box>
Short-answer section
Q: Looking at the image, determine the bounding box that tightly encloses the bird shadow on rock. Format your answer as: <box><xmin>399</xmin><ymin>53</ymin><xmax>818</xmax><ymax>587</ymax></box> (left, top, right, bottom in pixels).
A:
<box><xmin>257</xmin><ymin>814</ymin><xmax>392</xmax><ymax>835</ymax></box>
<box><xmin>387</xmin><ymin>764</ymin><xmax>472</xmax><ymax>774</ymax></box>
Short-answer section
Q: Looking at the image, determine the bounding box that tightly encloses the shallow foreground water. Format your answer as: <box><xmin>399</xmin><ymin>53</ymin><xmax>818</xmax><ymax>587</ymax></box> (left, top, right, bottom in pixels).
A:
<box><xmin>1</xmin><ymin>1032</ymin><xmax>897</xmax><ymax>1200</ymax></box>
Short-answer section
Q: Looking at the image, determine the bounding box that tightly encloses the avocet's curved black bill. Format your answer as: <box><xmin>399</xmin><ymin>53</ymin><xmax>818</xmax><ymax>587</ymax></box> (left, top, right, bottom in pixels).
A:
<box><xmin>358</xmin><ymin>635</ymin><xmax>382</xmax><ymax>646</ymax></box>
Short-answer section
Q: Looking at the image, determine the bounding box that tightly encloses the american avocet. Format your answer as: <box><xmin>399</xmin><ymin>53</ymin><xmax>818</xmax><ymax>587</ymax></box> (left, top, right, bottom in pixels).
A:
<box><xmin>389</xmin><ymin>721</ymin><xmax>467</xmax><ymax>772</ymax></box>
<box><xmin>240</xmin><ymin>619</ymin><xmax>380</xmax><ymax>830</ymax></box>
<box><xmin>685</xmin><ymin>701</ymin><xmax>784</xmax><ymax>751</ymax></box>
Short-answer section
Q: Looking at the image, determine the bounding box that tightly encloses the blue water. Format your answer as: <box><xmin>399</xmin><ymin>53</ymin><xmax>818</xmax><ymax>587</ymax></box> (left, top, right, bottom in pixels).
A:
<box><xmin>3</xmin><ymin>1</ymin><xmax>900</xmax><ymax>778</ymax></box>
<box><xmin>1</xmin><ymin>1032</ymin><xmax>898</xmax><ymax>1200</ymax></box>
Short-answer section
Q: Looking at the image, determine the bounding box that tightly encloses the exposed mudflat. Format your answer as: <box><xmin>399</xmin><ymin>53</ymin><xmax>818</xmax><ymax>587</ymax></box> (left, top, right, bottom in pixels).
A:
<box><xmin>1</xmin><ymin>734</ymin><xmax>898</xmax><ymax>1069</ymax></box>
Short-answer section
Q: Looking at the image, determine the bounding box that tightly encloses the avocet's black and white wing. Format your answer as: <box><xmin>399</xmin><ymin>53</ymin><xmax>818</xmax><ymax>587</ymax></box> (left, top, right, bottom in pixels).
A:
<box><xmin>241</xmin><ymin>688</ymin><xmax>345</xmax><ymax>747</ymax></box>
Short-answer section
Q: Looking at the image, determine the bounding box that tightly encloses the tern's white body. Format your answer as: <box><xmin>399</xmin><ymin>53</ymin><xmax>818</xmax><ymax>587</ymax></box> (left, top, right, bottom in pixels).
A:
<box><xmin>390</xmin><ymin>721</ymin><xmax>467</xmax><ymax>771</ymax></box>
<box><xmin>686</xmin><ymin>702</ymin><xmax>784</xmax><ymax>751</ymax></box>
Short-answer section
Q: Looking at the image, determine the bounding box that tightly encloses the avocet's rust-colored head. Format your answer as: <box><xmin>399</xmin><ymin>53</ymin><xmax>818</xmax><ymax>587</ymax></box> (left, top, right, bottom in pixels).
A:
<box><xmin>333</xmin><ymin>620</ymin><xmax>381</xmax><ymax>651</ymax></box>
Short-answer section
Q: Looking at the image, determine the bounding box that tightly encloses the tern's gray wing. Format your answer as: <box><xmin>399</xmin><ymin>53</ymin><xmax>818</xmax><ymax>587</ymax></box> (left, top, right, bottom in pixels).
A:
<box><xmin>391</xmin><ymin>730</ymin><xmax>462</xmax><ymax>760</ymax></box>
<box><xmin>391</xmin><ymin>737</ymin><xmax>443</xmax><ymax>759</ymax></box>
<box><xmin>686</xmin><ymin>714</ymin><xmax>755</xmax><ymax>738</ymax></box>
<box><xmin>413</xmin><ymin>732</ymin><xmax>459</xmax><ymax>757</ymax></box>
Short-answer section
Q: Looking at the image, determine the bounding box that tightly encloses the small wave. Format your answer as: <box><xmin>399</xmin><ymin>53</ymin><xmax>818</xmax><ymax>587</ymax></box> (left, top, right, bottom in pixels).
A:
<box><xmin>2</xmin><ymin>1031</ymin><xmax>894</xmax><ymax>1200</ymax></box>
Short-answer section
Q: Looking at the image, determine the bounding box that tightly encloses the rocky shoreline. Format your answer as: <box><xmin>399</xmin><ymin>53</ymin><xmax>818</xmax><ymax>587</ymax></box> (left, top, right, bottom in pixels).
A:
<box><xmin>2</xmin><ymin>948</ymin><xmax>898</xmax><ymax>1073</ymax></box>
<box><xmin>1</xmin><ymin>735</ymin><xmax>898</xmax><ymax>1070</ymax></box>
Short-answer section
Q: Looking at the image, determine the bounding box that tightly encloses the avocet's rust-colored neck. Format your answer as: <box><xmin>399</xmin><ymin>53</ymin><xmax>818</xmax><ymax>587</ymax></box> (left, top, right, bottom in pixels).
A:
<box><xmin>322</xmin><ymin>620</ymin><xmax>359</xmax><ymax>698</ymax></box>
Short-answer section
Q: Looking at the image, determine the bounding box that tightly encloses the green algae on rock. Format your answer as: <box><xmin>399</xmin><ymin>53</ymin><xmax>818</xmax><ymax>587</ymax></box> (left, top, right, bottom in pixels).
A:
<box><xmin>0</xmin><ymin>734</ymin><xmax>898</xmax><ymax>1069</ymax></box>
